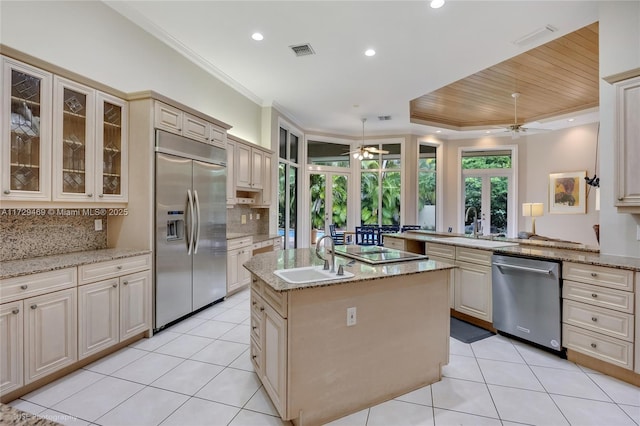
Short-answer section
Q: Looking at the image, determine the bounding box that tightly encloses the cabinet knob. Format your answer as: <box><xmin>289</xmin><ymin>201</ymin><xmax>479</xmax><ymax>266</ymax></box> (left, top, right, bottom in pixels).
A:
<box><xmin>3</xmin><ymin>190</ymin><xmax>9</xmax><ymax>194</ymax></box>
<box><xmin>99</xmin><ymin>194</ymin><xmax>104</xmax><ymax>198</ymax></box>
<box><xmin>11</xmin><ymin>309</ymin><xmax>19</xmax><ymax>315</ymax></box>
<box><xmin>591</xmin><ymin>317</ymin><xmax>598</xmax><ymax>322</ymax></box>
<box><xmin>112</xmin><ymin>283</ymin><xmax>118</xmax><ymax>288</ymax></box>
<box><xmin>117</xmin><ymin>266</ymin><xmax>123</xmax><ymax>270</ymax></box>
<box><xmin>590</xmin><ymin>343</ymin><xmax>597</xmax><ymax>349</ymax></box>
<box><xmin>252</xmin><ymin>326</ymin><xmax>257</xmax><ymax>330</ymax></box>
<box><xmin>618</xmin><ymin>197</ymin><xmax>624</xmax><ymax>201</ymax></box>
<box><xmin>590</xmin><ymin>272</ymin><xmax>597</xmax><ymax>277</ymax></box>
<box><xmin>87</xmin><ymin>193</ymin><xmax>93</xmax><ymax>197</ymax></box>
<box><xmin>252</xmin><ymin>301</ymin><xmax>257</xmax><ymax>306</ymax></box>
<box><xmin>20</xmin><ymin>285</ymin><xmax>28</xmax><ymax>290</ymax></box>
<box><xmin>30</xmin><ymin>304</ymin><xmax>37</xmax><ymax>310</ymax></box>
<box><xmin>252</xmin><ymin>355</ymin><xmax>257</xmax><ymax>359</ymax></box>
<box><xmin>252</xmin><ymin>278</ymin><xmax>257</xmax><ymax>283</ymax></box>
<box><xmin>591</xmin><ymin>293</ymin><xmax>598</xmax><ymax>298</ymax></box>
<box><xmin>123</xmin><ymin>281</ymin><xmax>128</xmax><ymax>285</ymax></box>
<box><xmin>260</xmin><ymin>307</ymin><xmax>264</xmax><ymax>311</ymax></box>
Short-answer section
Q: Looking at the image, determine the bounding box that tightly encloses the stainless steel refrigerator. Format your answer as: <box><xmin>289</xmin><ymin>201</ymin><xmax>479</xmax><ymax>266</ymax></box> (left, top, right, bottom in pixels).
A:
<box><xmin>154</xmin><ymin>130</ymin><xmax>227</xmax><ymax>331</ymax></box>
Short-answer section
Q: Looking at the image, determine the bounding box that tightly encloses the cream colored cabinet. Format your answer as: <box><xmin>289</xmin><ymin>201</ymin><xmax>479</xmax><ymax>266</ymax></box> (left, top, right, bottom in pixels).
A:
<box><xmin>24</xmin><ymin>287</ymin><xmax>77</xmax><ymax>384</ymax></box>
<box><xmin>562</xmin><ymin>262</ymin><xmax>635</xmax><ymax>370</ymax></box>
<box><xmin>612</xmin><ymin>75</ymin><xmax>640</xmax><ymax>212</ymax></box>
<box><xmin>236</xmin><ymin>143</ymin><xmax>265</xmax><ymax>190</ymax></box>
<box><xmin>78</xmin><ymin>279</ymin><xmax>119</xmax><ymax>359</ymax></box>
<box><xmin>425</xmin><ymin>242</ymin><xmax>456</xmax><ymax>309</ymax></box>
<box><xmin>78</xmin><ymin>255</ymin><xmax>151</xmax><ymax>355</ymax></box>
<box><xmin>250</xmin><ymin>277</ymin><xmax>288</xmax><ymax>418</ymax></box>
<box><xmin>154</xmin><ymin>101</ymin><xmax>227</xmax><ymax>147</ymax></box>
<box><xmin>0</xmin><ymin>301</ymin><xmax>24</xmax><ymax>395</ymax></box>
<box><xmin>635</xmin><ymin>272</ymin><xmax>639</xmax><ymax>374</ymax></box>
<box><xmin>53</xmin><ymin>77</ymin><xmax>128</xmax><ymax>202</ymax></box>
<box><xmin>261</xmin><ymin>152</ymin><xmax>273</xmax><ymax>206</ymax></box>
<box><xmin>454</xmin><ymin>259</ymin><xmax>492</xmax><ymax>322</ymax></box>
<box><xmin>1</xmin><ymin>57</ymin><xmax>52</xmax><ymax>201</ymax></box>
<box><xmin>226</xmin><ymin>140</ymin><xmax>236</xmax><ymax>205</ymax></box>
<box><xmin>227</xmin><ymin>237</ymin><xmax>252</xmax><ymax>295</ymax></box>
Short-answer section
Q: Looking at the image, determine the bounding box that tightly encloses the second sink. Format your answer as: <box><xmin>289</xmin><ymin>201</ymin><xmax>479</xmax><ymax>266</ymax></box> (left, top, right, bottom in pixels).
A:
<box><xmin>273</xmin><ymin>265</ymin><xmax>354</xmax><ymax>284</ymax></box>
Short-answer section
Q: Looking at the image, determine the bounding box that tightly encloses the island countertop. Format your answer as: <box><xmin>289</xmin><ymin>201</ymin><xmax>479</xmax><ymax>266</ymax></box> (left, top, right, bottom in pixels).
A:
<box><xmin>243</xmin><ymin>247</ymin><xmax>455</xmax><ymax>292</ymax></box>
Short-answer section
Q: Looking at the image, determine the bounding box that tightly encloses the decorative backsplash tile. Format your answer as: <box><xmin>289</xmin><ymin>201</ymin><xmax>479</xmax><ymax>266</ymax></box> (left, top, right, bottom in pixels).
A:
<box><xmin>1</xmin><ymin>214</ymin><xmax>107</xmax><ymax>261</ymax></box>
<box><xmin>227</xmin><ymin>205</ymin><xmax>268</xmax><ymax>235</ymax></box>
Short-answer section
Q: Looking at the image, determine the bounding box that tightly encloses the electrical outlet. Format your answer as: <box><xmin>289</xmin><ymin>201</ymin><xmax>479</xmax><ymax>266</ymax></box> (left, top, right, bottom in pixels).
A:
<box><xmin>249</xmin><ymin>213</ymin><xmax>253</xmax><ymax>221</ymax></box>
<box><xmin>94</xmin><ymin>219</ymin><xmax>102</xmax><ymax>231</ymax></box>
<box><xmin>347</xmin><ymin>307</ymin><xmax>357</xmax><ymax>326</ymax></box>
<box><xmin>241</xmin><ymin>215</ymin><xmax>247</xmax><ymax>224</ymax></box>
<box><xmin>256</xmin><ymin>213</ymin><xmax>260</xmax><ymax>220</ymax></box>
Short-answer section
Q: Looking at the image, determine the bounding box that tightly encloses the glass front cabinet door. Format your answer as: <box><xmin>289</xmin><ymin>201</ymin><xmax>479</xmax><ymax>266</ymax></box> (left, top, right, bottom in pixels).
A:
<box><xmin>96</xmin><ymin>93</ymin><xmax>128</xmax><ymax>202</ymax></box>
<box><xmin>1</xmin><ymin>58</ymin><xmax>52</xmax><ymax>201</ymax></box>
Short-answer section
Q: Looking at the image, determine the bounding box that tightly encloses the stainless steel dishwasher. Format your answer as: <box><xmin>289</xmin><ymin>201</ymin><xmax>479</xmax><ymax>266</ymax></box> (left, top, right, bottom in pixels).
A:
<box><xmin>492</xmin><ymin>254</ymin><xmax>562</xmax><ymax>351</ymax></box>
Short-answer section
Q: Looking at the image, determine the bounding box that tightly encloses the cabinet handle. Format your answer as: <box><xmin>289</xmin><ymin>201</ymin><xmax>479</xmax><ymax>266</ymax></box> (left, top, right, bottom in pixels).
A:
<box><xmin>252</xmin><ymin>278</ymin><xmax>257</xmax><ymax>283</ymax></box>
<box><xmin>260</xmin><ymin>307</ymin><xmax>264</xmax><ymax>311</ymax></box>
<box><xmin>3</xmin><ymin>190</ymin><xmax>9</xmax><ymax>194</ymax></box>
<box><xmin>87</xmin><ymin>193</ymin><xmax>93</xmax><ymax>197</ymax></box>
<box><xmin>252</xmin><ymin>301</ymin><xmax>257</xmax><ymax>306</ymax></box>
<box><xmin>30</xmin><ymin>304</ymin><xmax>37</xmax><ymax>310</ymax></box>
<box><xmin>11</xmin><ymin>309</ymin><xmax>19</xmax><ymax>315</ymax></box>
<box><xmin>99</xmin><ymin>194</ymin><xmax>104</xmax><ymax>198</ymax></box>
<box><xmin>252</xmin><ymin>326</ymin><xmax>257</xmax><ymax>330</ymax></box>
<box><xmin>20</xmin><ymin>285</ymin><xmax>28</xmax><ymax>290</ymax></box>
<box><xmin>123</xmin><ymin>281</ymin><xmax>128</xmax><ymax>285</ymax></box>
<box><xmin>591</xmin><ymin>293</ymin><xmax>598</xmax><ymax>298</ymax></box>
<box><xmin>252</xmin><ymin>355</ymin><xmax>257</xmax><ymax>359</ymax></box>
<box><xmin>590</xmin><ymin>272</ymin><xmax>597</xmax><ymax>277</ymax></box>
<box><xmin>591</xmin><ymin>343</ymin><xmax>597</xmax><ymax>348</ymax></box>
<box><xmin>591</xmin><ymin>317</ymin><xmax>598</xmax><ymax>322</ymax></box>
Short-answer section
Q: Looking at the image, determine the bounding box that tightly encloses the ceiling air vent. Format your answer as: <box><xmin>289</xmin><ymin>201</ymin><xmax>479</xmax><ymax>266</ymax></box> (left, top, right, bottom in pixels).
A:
<box><xmin>378</xmin><ymin>115</ymin><xmax>392</xmax><ymax>121</ymax></box>
<box><xmin>290</xmin><ymin>43</ymin><xmax>315</xmax><ymax>57</ymax></box>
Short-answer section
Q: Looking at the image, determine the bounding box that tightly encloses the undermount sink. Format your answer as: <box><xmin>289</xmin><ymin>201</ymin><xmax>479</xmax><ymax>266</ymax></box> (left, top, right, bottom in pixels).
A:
<box><xmin>273</xmin><ymin>265</ymin><xmax>354</xmax><ymax>284</ymax></box>
<box><xmin>430</xmin><ymin>237</ymin><xmax>519</xmax><ymax>248</ymax></box>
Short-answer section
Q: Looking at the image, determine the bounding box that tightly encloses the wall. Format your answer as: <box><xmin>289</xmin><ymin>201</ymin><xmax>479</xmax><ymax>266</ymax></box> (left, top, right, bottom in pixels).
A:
<box><xmin>598</xmin><ymin>1</ymin><xmax>640</xmax><ymax>257</ymax></box>
<box><xmin>1</xmin><ymin>213</ymin><xmax>107</xmax><ymax>261</ymax></box>
<box><xmin>0</xmin><ymin>0</ymin><xmax>262</xmax><ymax>144</ymax></box>
<box><xmin>441</xmin><ymin>123</ymin><xmax>600</xmax><ymax>246</ymax></box>
<box><xmin>227</xmin><ymin>205</ymin><xmax>269</xmax><ymax>235</ymax></box>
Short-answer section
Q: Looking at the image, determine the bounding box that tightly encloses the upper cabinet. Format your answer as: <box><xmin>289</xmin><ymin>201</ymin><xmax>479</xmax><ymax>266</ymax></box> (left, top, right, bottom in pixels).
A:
<box><xmin>1</xmin><ymin>56</ymin><xmax>128</xmax><ymax>204</ymax></box>
<box><xmin>608</xmin><ymin>71</ymin><xmax>640</xmax><ymax>213</ymax></box>
<box><xmin>230</xmin><ymin>136</ymin><xmax>274</xmax><ymax>207</ymax></box>
<box><xmin>1</xmin><ymin>58</ymin><xmax>52</xmax><ymax>201</ymax></box>
<box><xmin>154</xmin><ymin>101</ymin><xmax>227</xmax><ymax>148</ymax></box>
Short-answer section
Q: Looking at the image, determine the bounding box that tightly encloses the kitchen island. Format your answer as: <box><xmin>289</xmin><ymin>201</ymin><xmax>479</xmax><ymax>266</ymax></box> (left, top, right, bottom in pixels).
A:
<box><xmin>243</xmin><ymin>248</ymin><xmax>455</xmax><ymax>426</ymax></box>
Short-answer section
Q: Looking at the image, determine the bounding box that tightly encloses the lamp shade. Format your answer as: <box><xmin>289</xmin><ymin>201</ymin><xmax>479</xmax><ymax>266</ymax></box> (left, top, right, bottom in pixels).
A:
<box><xmin>522</xmin><ymin>203</ymin><xmax>544</xmax><ymax>217</ymax></box>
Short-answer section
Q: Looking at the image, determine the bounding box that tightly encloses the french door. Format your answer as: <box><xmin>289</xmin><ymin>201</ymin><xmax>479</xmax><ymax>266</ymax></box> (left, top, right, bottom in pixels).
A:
<box><xmin>463</xmin><ymin>172</ymin><xmax>512</xmax><ymax>237</ymax></box>
<box><xmin>309</xmin><ymin>172</ymin><xmax>349</xmax><ymax>243</ymax></box>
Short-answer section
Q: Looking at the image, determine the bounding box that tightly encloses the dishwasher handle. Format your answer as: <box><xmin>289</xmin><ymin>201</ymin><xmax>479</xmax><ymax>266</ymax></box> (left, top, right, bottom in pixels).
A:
<box><xmin>493</xmin><ymin>262</ymin><xmax>553</xmax><ymax>275</ymax></box>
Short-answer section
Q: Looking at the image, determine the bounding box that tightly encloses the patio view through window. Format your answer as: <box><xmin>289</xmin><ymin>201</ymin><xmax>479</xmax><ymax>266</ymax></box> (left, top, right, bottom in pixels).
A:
<box><xmin>361</xmin><ymin>143</ymin><xmax>401</xmax><ymax>226</ymax></box>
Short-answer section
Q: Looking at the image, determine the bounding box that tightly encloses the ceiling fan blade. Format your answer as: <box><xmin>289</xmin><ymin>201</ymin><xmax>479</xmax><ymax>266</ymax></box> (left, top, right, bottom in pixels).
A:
<box><xmin>364</xmin><ymin>147</ymin><xmax>389</xmax><ymax>154</ymax></box>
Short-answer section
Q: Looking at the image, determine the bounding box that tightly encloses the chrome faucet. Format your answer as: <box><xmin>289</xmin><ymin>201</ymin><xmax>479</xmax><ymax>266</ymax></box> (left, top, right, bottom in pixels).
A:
<box><xmin>315</xmin><ymin>235</ymin><xmax>335</xmax><ymax>273</ymax></box>
<box><xmin>465</xmin><ymin>207</ymin><xmax>479</xmax><ymax>238</ymax></box>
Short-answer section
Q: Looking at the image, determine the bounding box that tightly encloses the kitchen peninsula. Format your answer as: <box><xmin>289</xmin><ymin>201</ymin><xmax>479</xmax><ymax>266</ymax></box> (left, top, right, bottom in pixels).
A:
<box><xmin>243</xmin><ymin>248</ymin><xmax>455</xmax><ymax>426</ymax></box>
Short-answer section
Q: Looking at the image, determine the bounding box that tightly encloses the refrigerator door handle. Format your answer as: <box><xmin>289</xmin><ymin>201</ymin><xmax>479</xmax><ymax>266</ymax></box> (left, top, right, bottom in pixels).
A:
<box><xmin>193</xmin><ymin>190</ymin><xmax>201</xmax><ymax>254</ymax></box>
<box><xmin>186</xmin><ymin>189</ymin><xmax>195</xmax><ymax>255</ymax></box>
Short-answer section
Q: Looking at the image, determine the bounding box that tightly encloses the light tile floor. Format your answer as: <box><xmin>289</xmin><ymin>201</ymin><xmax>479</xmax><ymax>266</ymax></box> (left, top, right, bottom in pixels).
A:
<box><xmin>9</xmin><ymin>288</ymin><xmax>640</xmax><ymax>426</ymax></box>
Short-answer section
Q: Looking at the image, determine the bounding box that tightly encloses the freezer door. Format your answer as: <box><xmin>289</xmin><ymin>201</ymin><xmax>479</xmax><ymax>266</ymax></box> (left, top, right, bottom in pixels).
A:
<box><xmin>155</xmin><ymin>153</ymin><xmax>194</xmax><ymax>328</ymax></box>
<box><xmin>192</xmin><ymin>159</ymin><xmax>227</xmax><ymax>310</ymax></box>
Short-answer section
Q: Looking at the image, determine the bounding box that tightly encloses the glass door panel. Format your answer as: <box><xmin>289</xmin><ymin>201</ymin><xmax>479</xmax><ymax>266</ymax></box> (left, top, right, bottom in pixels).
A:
<box><xmin>490</xmin><ymin>176</ymin><xmax>509</xmax><ymax>235</ymax></box>
<box><xmin>61</xmin><ymin>87</ymin><xmax>88</xmax><ymax>194</ymax></box>
<box><xmin>310</xmin><ymin>172</ymin><xmax>349</xmax><ymax>244</ymax></box>
<box><xmin>464</xmin><ymin>174</ymin><xmax>511</xmax><ymax>236</ymax></box>
<box><xmin>101</xmin><ymin>101</ymin><xmax>122</xmax><ymax>195</ymax></box>
<box><xmin>332</xmin><ymin>174</ymin><xmax>348</xmax><ymax>228</ymax></box>
<box><xmin>463</xmin><ymin>176</ymin><xmax>483</xmax><ymax>235</ymax></box>
<box><xmin>310</xmin><ymin>173</ymin><xmax>326</xmax><ymax>243</ymax></box>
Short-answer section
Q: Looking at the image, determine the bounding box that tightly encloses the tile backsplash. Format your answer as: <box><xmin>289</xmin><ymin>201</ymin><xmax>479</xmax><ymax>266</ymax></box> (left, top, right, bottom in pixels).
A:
<box><xmin>1</xmin><ymin>214</ymin><xmax>107</xmax><ymax>261</ymax></box>
<box><xmin>227</xmin><ymin>205</ymin><xmax>269</xmax><ymax>235</ymax></box>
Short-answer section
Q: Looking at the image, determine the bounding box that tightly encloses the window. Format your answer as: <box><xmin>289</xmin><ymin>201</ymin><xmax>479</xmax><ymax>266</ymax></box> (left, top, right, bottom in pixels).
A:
<box><xmin>307</xmin><ymin>140</ymin><xmax>350</xmax><ymax>167</ymax></box>
<box><xmin>279</xmin><ymin>125</ymin><xmax>301</xmax><ymax>249</ymax></box>
<box><xmin>460</xmin><ymin>148</ymin><xmax>516</xmax><ymax>237</ymax></box>
<box><xmin>418</xmin><ymin>144</ymin><xmax>437</xmax><ymax>230</ymax></box>
<box><xmin>360</xmin><ymin>143</ymin><xmax>401</xmax><ymax>226</ymax></box>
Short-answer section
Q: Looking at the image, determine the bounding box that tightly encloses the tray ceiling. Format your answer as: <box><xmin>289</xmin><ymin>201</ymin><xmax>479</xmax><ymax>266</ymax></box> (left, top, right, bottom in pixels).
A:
<box><xmin>410</xmin><ymin>22</ymin><xmax>599</xmax><ymax>130</ymax></box>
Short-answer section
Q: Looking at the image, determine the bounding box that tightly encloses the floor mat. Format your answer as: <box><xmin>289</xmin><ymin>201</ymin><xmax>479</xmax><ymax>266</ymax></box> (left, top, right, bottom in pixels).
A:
<box><xmin>450</xmin><ymin>317</ymin><xmax>494</xmax><ymax>343</ymax></box>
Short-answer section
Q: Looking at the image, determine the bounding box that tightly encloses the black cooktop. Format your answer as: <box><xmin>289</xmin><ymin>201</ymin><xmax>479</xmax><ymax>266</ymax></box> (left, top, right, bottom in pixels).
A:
<box><xmin>334</xmin><ymin>245</ymin><xmax>428</xmax><ymax>264</ymax></box>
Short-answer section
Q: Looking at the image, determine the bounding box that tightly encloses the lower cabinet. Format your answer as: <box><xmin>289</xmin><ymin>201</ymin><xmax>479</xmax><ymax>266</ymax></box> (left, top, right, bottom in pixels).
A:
<box><xmin>0</xmin><ymin>301</ymin><xmax>24</xmax><ymax>394</ymax></box>
<box><xmin>227</xmin><ymin>244</ymin><xmax>252</xmax><ymax>294</ymax></box>
<box><xmin>454</xmin><ymin>260</ymin><xmax>492</xmax><ymax>322</ymax></box>
<box><xmin>24</xmin><ymin>288</ymin><xmax>77</xmax><ymax>384</ymax></box>
<box><xmin>78</xmin><ymin>270</ymin><xmax>150</xmax><ymax>359</ymax></box>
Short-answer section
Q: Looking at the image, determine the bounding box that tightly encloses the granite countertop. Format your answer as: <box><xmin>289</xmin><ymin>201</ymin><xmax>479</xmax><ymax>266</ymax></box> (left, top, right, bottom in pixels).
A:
<box><xmin>243</xmin><ymin>247</ymin><xmax>456</xmax><ymax>292</ymax></box>
<box><xmin>390</xmin><ymin>231</ymin><xmax>640</xmax><ymax>272</ymax></box>
<box><xmin>0</xmin><ymin>403</ymin><xmax>61</xmax><ymax>425</ymax></box>
<box><xmin>0</xmin><ymin>248</ymin><xmax>151</xmax><ymax>280</ymax></box>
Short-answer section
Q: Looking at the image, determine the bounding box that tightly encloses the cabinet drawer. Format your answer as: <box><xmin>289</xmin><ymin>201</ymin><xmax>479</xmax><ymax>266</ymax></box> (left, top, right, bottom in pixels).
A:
<box><xmin>0</xmin><ymin>268</ymin><xmax>77</xmax><ymax>304</ymax></box>
<box><xmin>262</xmin><ymin>282</ymin><xmax>288</xmax><ymax>318</ymax></box>
<box><xmin>563</xmin><ymin>262</ymin><xmax>634</xmax><ymax>291</ymax></box>
<box><xmin>456</xmin><ymin>247</ymin><xmax>492</xmax><ymax>266</ymax></box>
<box><xmin>563</xmin><ymin>324</ymin><xmax>633</xmax><ymax>370</ymax></box>
<box><xmin>563</xmin><ymin>300</ymin><xmax>634</xmax><ymax>342</ymax></box>
<box><xmin>78</xmin><ymin>255</ymin><xmax>151</xmax><ymax>285</ymax></box>
<box><xmin>250</xmin><ymin>312</ymin><xmax>262</xmax><ymax>345</ymax></box>
<box><xmin>250</xmin><ymin>336</ymin><xmax>262</xmax><ymax>375</ymax></box>
<box><xmin>228</xmin><ymin>237</ymin><xmax>252</xmax><ymax>251</ymax></box>
<box><xmin>251</xmin><ymin>275</ymin><xmax>263</xmax><ymax>295</ymax></box>
<box><xmin>426</xmin><ymin>243</ymin><xmax>455</xmax><ymax>260</ymax></box>
<box><xmin>384</xmin><ymin>237</ymin><xmax>406</xmax><ymax>251</ymax></box>
<box><xmin>563</xmin><ymin>280</ymin><xmax>634</xmax><ymax>314</ymax></box>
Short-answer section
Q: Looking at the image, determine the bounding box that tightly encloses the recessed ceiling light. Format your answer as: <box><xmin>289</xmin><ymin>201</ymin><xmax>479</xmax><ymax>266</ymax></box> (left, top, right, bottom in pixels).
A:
<box><xmin>567</xmin><ymin>118</ymin><xmax>575</xmax><ymax>122</ymax></box>
<box><xmin>436</xmin><ymin>130</ymin><xmax>442</xmax><ymax>133</ymax></box>
<box><xmin>430</xmin><ymin>0</ymin><xmax>445</xmax><ymax>9</ymax></box>
<box><xmin>365</xmin><ymin>49</ymin><xmax>376</xmax><ymax>57</ymax></box>
<box><xmin>251</xmin><ymin>32</ymin><xmax>264</xmax><ymax>41</ymax></box>
<box><xmin>486</xmin><ymin>131</ymin><xmax>491</xmax><ymax>134</ymax></box>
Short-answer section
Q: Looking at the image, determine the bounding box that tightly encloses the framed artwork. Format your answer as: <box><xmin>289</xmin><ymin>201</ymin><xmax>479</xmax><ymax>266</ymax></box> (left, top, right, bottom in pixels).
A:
<box><xmin>549</xmin><ymin>171</ymin><xmax>586</xmax><ymax>214</ymax></box>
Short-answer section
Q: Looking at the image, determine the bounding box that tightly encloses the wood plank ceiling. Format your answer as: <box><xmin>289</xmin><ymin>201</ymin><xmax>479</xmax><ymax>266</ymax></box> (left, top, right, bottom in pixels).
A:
<box><xmin>410</xmin><ymin>22</ymin><xmax>599</xmax><ymax>130</ymax></box>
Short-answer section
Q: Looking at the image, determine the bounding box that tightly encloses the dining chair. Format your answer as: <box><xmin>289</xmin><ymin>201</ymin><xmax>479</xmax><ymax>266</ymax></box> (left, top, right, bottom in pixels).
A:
<box><xmin>355</xmin><ymin>226</ymin><xmax>379</xmax><ymax>246</ymax></box>
<box><xmin>401</xmin><ymin>225</ymin><xmax>422</xmax><ymax>232</ymax></box>
<box><xmin>329</xmin><ymin>224</ymin><xmax>345</xmax><ymax>245</ymax></box>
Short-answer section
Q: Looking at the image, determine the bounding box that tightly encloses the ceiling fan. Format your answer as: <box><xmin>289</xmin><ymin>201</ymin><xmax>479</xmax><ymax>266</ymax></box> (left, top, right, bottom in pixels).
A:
<box><xmin>343</xmin><ymin>118</ymin><xmax>389</xmax><ymax>159</ymax></box>
<box><xmin>499</xmin><ymin>92</ymin><xmax>550</xmax><ymax>139</ymax></box>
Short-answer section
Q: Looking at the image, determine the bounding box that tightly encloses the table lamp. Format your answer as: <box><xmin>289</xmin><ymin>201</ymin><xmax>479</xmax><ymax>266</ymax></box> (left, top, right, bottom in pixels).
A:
<box><xmin>522</xmin><ymin>202</ymin><xmax>544</xmax><ymax>234</ymax></box>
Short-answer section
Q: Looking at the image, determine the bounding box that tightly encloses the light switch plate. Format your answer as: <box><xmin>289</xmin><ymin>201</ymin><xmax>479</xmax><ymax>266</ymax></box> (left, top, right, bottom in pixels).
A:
<box><xmin>241</xmin><ymin>215</ymin><xmax>247</xmax><ymax>224</ymax></box>
<box><xmin>94</xmin><ymin>219</ymin><xmax>102</xmax><ymax>231</ymax></box>
<box><xmin>256</xmin><ymin>213</ymin><xmax>260</xmax><ymax>220</ymax></box>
